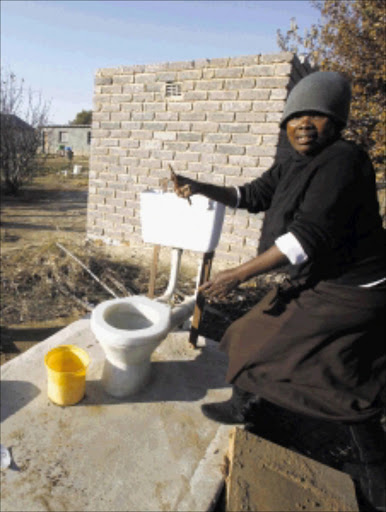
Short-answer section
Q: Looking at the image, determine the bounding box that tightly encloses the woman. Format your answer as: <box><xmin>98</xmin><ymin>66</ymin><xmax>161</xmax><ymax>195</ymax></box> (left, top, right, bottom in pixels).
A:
<box><xmin>173</xmin><ymin>71</ymin><xmax>385</xmax><ymax>511</ymax></box>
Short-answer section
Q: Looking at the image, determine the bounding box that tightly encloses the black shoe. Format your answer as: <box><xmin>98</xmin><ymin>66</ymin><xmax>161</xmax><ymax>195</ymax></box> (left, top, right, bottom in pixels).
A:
<box><xmin>201</xmin><ymin>386</ymin><xmax>260</xmax><ymax>424</ymax></box>
<box><xmin>348</xmin><ymin>420</ymin><xmax>386</xmax><ymax>512</ymax></box>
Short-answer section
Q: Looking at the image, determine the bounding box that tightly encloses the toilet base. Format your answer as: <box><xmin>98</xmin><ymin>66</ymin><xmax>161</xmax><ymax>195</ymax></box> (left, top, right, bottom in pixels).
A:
<box><xmin>102</xmin><ymin>359</ymin><xmax>151</xmax><ymax>398</ymax></box>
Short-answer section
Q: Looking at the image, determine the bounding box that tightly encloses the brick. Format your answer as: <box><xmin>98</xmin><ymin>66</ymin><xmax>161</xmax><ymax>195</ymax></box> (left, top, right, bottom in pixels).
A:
<box><xmin>166</xmin><ymin>122</ymin><xmax>191</xmax><ymax>131</ymax></box>
<box><xmin>202</xmin><ymin>69</ymin><xmax>215</xmax><ymax>80</ymax></box>
<box><xmin>207</xmin><ymin>112</ymin><xmax>234</xmax><ymax>123</ymax></box>
<box><xmin>213</xmin><ymin>165</ymin><xmax>241</xmax><ymax>176</ymax></box>
<box><xmin>167</xmin><ymin>102</ymin><xmax>193</xmax><ymax>112</ymax></box>
<box><xmin>253</xmin><ymin>100</ymin><xmax>285</xmax><ymax>112</ymax></box>
<box><xmin>144</xmin><ymin>103</ymin><xmax>166</xmax><ymax>112</ymax></box>
<box><xmin>275</xmin><ymin>62</ymin><xmax>293</xmax><ymax>75</ymax></box>
<box><xmin>183</xmin><ymin>91</ymin><xmax>208</xmax><ymax>101</ymax></box>
<box><xmin>188</xmin><ymin>162</ymin><xmax>213</xmax><ymax>174</ymax></box>
<box><xmin>131</xmin><ymin>112</ymin><xmax>155</xmax><ymax>121</ymax></box>
<box><xmin>190</xmin><ymin>122</ymin><xmax>218</xmax><ymax>133</ymax></box>
<box><xmin>238</xmin><ymin>90</ymin><xmax>270</xmax><ymax>100</ymax></box>
<box><xmin>140</xmin><ymin>140</ymin><xmax>163</xmax><ymax>150</ymax></box>
<box><xmin>110</xmin><ymin>94</ymin><xmax>134</xmax><ymax>104</ymax></box>
<box><xmin>262</xmin><ymin>134</ymin><xmax>280</xmax><ymax>145</ymax></box>
<box><xmin>229</xmin><ymin>155</ymin><xmax>259</xmax><ymax>167</ymax></box>
<box><xmin>120</xmin><ymin>139</ymin><xmax>141</xmax><ymax>148</ymax></box>
<box><xmin>155</xmin><ymin>112</ymin><xmax>179</xmax><ymax>121</ymax></box>
<box><xmin>197</xmin><ymin>173</ymin><xmax>225</xmax><ymax>186</ymax></box>
<box><xmin>178</xmin><ymin>69</ymin><xmax>202</xmax><ymax>80</ymax></box>
<box><xmin>134</xmin><ymin>73</ymin><xmax>156</xmax><ymax>83</ymax></box>
<box><xmin>235</xmin><ymin>112</ymin><xmax>265</xmax><ymax>122</ymax></box>
<box><xmin>101</xmin><ymin>121</ymin><xmax>121</xmax><ymax>130</ymax></box>
<box><xmin>129</xmin><ymin>148</ymin><xmax>151</xmax><ymax>158</ymax></box>
<box><xmin>219</xmin><ymin>123</ymin><xmax>248</xmax><ymax>133</ymax></box>
<box><xmin>195</xmin><ymin>80</ymin><xmax>224</xmax><ymax>90</ymax></box>
<box><xmin>208</xmin><ymin>91</ymin><xmax>237</xmax><ymax>101</ymax></box>
<box><xmin>142</xmin><ymin>122</ymin><xmax>166</xmax><ymax>130</ymax></box>
<box><xmin>154</xmin><ymin>131</ymin><xmax>176</xmax><ymax>141</ymax></box>
<box><xmin>101</xmin><ymin>104</ymin><xmax>121</xmax><ymax>112</ymax></box>
<box><xmin>180</xmin><ymin>112</ymin><xmax>206</xmax><ymax>122</ymax></box>
<box><xmin>112</xmin><ymin>75</ymin><xmax>135</xmax><ymax>84</ymax></box>
<box><xmin>204</xmin><ymin>133</ymin><xmax>231</xmax><ymax>143</ymax></box>
<box><xmin>189</xmin><ymin>142</ymin><xmax>216</xmax><ymax>153</ymax></box>
<box><xmin>260</xmin><ymin>52</ymin><xmax>294</xmax><ymax>63</ymax></box>
<box><xmin>217</xmin><ymin>144</ymin><xmax>245</xmax><ymax>155</ymax></box>
<box><xmin>246</xmin><ymin>145</ymin><xmax>277</xmax><ymax>157</ymax></box>
<box><xmin>132</xmin><ymin>93</ymin><xmax>155</xmax><ymax>102</ymax></box>
<box><xmin>250</xmin><ymin>123</ymin><xmax>280</xmax><ymax>134</ymax></box>
<box><xmin>110</xmin><ymin>112</ymin><xmax>131</xmax><ymax>122</ymax></box>
<box><xmin>231</xmin><ymin>55</ymin><xmax>259</xmax><ymax>66</ymax></box>
<box><xmin>193</xmin><ymin>101</ymin><xmax>220</xmax><ymax>112</ymax></box>
<box><xmin>93</xmin><ymin>112</ymin><xmax>110</xmax><ymax>121</ymax></box>
<box><xmin>145</xmin><ymin>83</ymin><xmax>164</xmax><ymax>93</ymax></box>
<box><xmin>225</xmin><ymin>78</ymin><xmax>256</xmax><ymax>90</ymax></box>
<box><xmin>255</xmin><ymin>77</ymin><xmax>291</xmax><ymax>88</ymax></box>
<box><xmin>222</xmin><ymin>101</ymin><xmax>252</xmax><ymax>112</ymax></box>
<box><xmin>231</xmin><ymin>133</ymin><xmax>261</xmax><ymax>145</ymax></box>
<box><xmin>101</xmin><ymin>85</ymin><xmax>122</xmax><ymax>94</ymax></box>
<box><xmin>163</xmin><ymin>142</ymin><xmax>189</xmax><ymax>152</ymax></box>
<box><xmin>122</xmin><ymin>84</ymin><xmax>145</xmax><ymax>93</ymax></box>
<box><xmin>95</xmin><ymin>76</ymin><xmax>113</xmax><ymax>85</ymax></box>
<box><xmin>130</xmin><ymin>130</ymin><xmax>153</xmax><ymax>140</ymax></box>
<box><xmin>119</xmin><ymin>122</ymin><xmax>141</xmax><ymax>131</ymax></box>
<box><xmin>265</xmin><ymin>112</ymin><xmax>282</xmax><ymax>122</ymax></box>
<box><xmin>174</xmin><ymin>151</ymin><xmax>200</xmax><ymax>162</ymax></box>
<box><xmin>270</xmin><ymin>88</ymin><xmax>288</xmax><ymax>100</ymax></box>
<box><xmin>177</xmin><ymin>132</ymin><xmax>202</xmax><ymax>142</ymax></box>
<box><xmin>243</xmin><ymin>64</ymin><xmax>275</xmax><ymax>77</ymax></box>
<box><xmin>214</xmin><ymin>67</ymin><xmax>243</xmax><ymax>78</ymax></box>
<box><xmin>201</xmin><ymin>153</ymin><xmax>228</xmax><ymax>165</ymax></box>
<box><xmin>155</xmin><ymin>71</ymin><xmax>178</xmax><ymax>82</ymax></box>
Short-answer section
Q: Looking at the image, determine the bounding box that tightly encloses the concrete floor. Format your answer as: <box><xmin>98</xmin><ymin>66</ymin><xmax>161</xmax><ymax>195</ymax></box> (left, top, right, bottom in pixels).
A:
<box><xmin>1</xmin><ymin>320</ymin><xmax>233</xmax><ymax>512</ymax></box>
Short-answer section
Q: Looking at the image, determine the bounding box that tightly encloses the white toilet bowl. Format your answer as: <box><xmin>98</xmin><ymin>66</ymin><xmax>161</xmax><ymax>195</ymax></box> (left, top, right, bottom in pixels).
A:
<box><xmin>90</xmin><ymin>296</ymin><xmax>171</xmax><ymax>397</ymax></box>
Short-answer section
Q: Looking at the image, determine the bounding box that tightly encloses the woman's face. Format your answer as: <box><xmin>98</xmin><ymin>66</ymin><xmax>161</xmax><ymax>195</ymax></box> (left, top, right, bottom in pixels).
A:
<box><xmin>286</xmin><ymin>112</ymin><xmax>338</xmax><ymax>155</ymax></box>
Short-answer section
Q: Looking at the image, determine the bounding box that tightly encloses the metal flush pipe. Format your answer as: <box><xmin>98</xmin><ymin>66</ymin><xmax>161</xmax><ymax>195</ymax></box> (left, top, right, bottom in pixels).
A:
<box><xmin>155</xmin><ymin>247</ymin><xmax>183</xmax><ymax>303</ymax></box>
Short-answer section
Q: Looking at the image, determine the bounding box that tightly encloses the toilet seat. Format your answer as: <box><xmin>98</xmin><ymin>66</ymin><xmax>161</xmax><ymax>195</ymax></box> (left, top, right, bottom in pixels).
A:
<box><xmin>91</xmin><ymin>296</ymin><xmax>171</xmax><ymax>347</ymax></box>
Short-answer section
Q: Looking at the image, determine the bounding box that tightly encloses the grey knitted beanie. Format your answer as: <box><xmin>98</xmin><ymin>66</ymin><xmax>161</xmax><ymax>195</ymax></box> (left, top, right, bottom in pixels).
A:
<box><xmin>280</xmin><ymin>71</ymin><xmax>351</xmax><ymax>128</ymax></box>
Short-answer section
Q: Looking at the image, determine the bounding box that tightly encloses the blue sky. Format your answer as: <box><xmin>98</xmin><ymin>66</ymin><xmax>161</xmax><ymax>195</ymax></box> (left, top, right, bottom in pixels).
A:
<box><xmin>1</xmin><ymin>1</ymin><xmax>321</xmax><ymax>125</ymax></box>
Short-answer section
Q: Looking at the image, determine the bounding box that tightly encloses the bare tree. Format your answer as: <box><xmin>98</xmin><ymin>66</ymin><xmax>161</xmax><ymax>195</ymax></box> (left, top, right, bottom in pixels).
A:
<box><xmin>1</xmin><ymin>69</ymin><xmax>50</xmax><ymax>194</ymax></box>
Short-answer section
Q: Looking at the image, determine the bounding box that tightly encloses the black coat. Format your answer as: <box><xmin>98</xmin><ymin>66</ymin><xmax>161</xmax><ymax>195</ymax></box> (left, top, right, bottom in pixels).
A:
<box><xmin>239</xmin><ymin>138</ymin><xmax>385</xmax><ymax>285</ymax></box>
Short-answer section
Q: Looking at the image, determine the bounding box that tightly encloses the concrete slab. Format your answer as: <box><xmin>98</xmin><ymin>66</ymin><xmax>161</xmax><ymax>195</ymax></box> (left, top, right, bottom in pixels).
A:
<box><xmin>226</xmin><ymin>428</ymin><xmax>359</xmax><ymax>512</ymax></box>
<box><xmin>1</xmin><ymin>320</ymin><xmax>233</xmax><ymax>512</ymax></box>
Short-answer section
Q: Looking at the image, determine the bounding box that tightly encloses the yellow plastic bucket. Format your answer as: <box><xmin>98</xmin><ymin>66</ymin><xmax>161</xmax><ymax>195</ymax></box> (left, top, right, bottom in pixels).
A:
<box><xmin>44</xmin><ymin>345</ymin><xmax>90</xmax><ymax>406</ymax></box>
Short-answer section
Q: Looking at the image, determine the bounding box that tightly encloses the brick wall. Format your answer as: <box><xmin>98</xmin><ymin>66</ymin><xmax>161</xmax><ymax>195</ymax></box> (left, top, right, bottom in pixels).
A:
<box><xmin>87</xmin><ymin>52</ymin><xmax>311</xmax><ymax>266</ymax></box>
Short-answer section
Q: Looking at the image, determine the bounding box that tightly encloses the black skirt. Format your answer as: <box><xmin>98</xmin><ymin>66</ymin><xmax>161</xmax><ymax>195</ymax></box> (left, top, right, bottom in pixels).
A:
<box><xmin>219</xmin><ymin>280</ymin><xmax>386</xmax><ymax>423</ymax></box>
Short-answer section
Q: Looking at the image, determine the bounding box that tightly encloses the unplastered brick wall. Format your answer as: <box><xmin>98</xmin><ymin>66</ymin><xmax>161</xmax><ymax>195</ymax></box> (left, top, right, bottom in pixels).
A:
<box><xmin>87</xmin><ymin>52</ymin><xmax>311</xmax><ymax>266</ymax></box>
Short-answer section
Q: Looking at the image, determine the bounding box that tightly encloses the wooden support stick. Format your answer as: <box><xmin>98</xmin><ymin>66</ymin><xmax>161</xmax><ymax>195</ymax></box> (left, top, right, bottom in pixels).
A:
<box><xmin>189</xmin><ymin>251</ymin><xmax>214</xmax><ymax>347</ymax></box>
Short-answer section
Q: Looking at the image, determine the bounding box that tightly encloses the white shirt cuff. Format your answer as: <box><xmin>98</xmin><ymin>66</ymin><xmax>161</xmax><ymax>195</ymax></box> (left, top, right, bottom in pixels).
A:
<box><xmin>275</xmin><ymin>232</ymin><xmax>309</xmax><ymax>265</ymax></box>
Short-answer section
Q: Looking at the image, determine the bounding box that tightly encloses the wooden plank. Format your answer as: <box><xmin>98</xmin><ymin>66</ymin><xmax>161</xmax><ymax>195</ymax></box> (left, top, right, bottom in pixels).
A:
<box><xmin>189</xmin><ymin>251</ymin><xmax>214</xmax><ymax>346</ymax></box>
<box><xmin>148</xmin><ymin>245</ymin><xmax>160</xmax><ymax>298</ymax></box>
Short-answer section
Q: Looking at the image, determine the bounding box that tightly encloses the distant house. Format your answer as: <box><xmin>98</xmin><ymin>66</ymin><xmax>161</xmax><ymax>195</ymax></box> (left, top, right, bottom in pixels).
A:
<box><xmin>41</xmin><ymin>125</ymin><xmax>91</xmax><ymax>156</ymax></box>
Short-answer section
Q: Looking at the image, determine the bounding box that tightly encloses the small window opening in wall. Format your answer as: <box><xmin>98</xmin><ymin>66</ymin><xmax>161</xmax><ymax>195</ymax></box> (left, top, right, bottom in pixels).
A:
<box><xmin>165</xmin><ymin>81</ymin><xmax>181</xmax><ymax>97</ymax></box>
<box><xmin>87</xmin><ymin>131</ymin><xmax>91</xmax><ymax>144</ymax></box>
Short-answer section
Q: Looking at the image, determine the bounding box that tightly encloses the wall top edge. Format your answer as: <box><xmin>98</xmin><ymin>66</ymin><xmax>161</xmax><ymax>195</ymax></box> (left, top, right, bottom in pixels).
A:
<box><xmin>95</xmin><ymin>52</ymin><xmax>297</xmax><ymax>76</ymax></box>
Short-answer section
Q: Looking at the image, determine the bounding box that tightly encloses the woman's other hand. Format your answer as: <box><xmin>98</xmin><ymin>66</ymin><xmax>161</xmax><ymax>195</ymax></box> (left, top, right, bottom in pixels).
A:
<box><xmin>199</xmin><ymin>268</ymin><xmax>242</xmax><ymax>302</ymax></box>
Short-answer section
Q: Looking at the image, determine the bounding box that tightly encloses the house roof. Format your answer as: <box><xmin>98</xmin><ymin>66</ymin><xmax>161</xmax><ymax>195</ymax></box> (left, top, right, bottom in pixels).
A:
<box><xmin>43</xmin><ymin>125</ymin><xmax>91</xmax><ymax>129</ymax></box>
<box><xmin>0</xmin><ymin>113</ymin><xmax>34</xmax><ymax>130</ymax></box>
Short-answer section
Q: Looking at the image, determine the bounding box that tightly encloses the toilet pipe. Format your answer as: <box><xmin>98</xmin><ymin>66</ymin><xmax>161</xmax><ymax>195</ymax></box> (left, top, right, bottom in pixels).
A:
<box><xmin>155</xmin><ymin>247</ymin><xmax>183</xmax><ymax>303</ymax></box>
<box><xmin>169</xmin><ymin>294</ymin><xmax>197</xmax><ymax>330</ymax></box>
